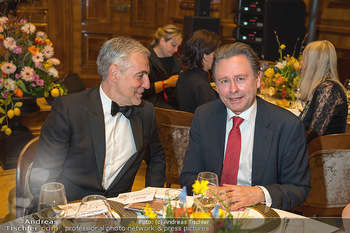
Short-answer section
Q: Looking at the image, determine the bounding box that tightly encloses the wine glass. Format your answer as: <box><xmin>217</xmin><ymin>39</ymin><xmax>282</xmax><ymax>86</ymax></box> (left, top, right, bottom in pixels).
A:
<box><xmin>75</xmin><ymin>195</ymin><xmax>114</xmax><ymax>218</ymax></box>
<box><xmin>74</xmin><ymin>195</ymin><xmax>117</xmax><ymax>231</ymax></box>
<box><xmin>38</xmin><ymin>182</ymin><xmax>67</xmax><ymax>232</ymax></box>
<box><xmin>194</xmin><ymin>172</ymin><xmax>219</xmax><ymax>212</ymax></box>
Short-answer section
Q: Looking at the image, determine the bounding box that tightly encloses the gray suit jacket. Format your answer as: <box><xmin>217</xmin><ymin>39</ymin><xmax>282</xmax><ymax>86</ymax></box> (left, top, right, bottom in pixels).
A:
<box><xmin>29</xmin><ymin>87</ymin><xmax>165</xmax><ymax>206</ymax></box>
<box><xmin>180</xmin><ymin>97</ymin><xmax>310</xmax><ymax>210</ymax></box>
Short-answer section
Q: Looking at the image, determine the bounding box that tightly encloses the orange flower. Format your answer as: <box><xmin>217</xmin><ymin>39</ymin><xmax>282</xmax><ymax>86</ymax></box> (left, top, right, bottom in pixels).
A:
<box><xmin>28</xmin><ymin>46</ymin><xmax>39</xmax><ymax>55</ymax></box>
<box><xmin>14</xmin><ymin>88</ymin><xmax>23</xmax><ymax>98</ymax></box>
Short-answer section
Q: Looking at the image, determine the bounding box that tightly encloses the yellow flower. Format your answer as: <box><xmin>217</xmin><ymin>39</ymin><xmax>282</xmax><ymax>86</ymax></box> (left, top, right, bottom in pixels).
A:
<box><xmin>264</xmin><ymin>68</ymin><xmax>275</xmax><ymax>78</ymax></box>
<box><xmin>43</xmin><ymin>60</ymin><xmax>53</xmax><ymax>71</ymax></box>
<box><xmin>280</xmin><ymin>44</ymin><xmax>286</xmax><ymax>50</ymax></box>
<box><xmin>192</xmin><ymin>180</ymin><xmax>209</xmax><ymax>195</ymax></box>
<box><xmin>144</xmin><ymin>204</ymin><xmax>157</xmax><ymax>218</ymax></box>
<box><xmin>218</xmin><ymin>208</ymin><xmax>226</xmax><ymax>218</ymax></box>
<box><xmin>190</xmin><ymin>211</ymin><xmax>211</xmax><ymax>218</ymax></box>
<box><xmin>44</xmin><ymin>39</ymin><xmax>53</xmax><ymax>46</ymax></box>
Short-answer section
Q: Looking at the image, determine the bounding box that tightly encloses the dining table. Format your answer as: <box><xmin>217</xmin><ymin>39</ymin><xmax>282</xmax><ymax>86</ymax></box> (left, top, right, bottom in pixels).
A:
<box><xmin>0</xmin><ymin>188</ymin><xmax>343</xmax><ymax>233</ymax></box>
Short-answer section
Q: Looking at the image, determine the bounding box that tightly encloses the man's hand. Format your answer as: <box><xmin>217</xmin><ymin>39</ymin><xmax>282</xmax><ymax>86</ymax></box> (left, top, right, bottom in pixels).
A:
<box><xmin>220</xmin><ymin>184</ymin><xmax>266</xmax><ymax>211</ymax></box>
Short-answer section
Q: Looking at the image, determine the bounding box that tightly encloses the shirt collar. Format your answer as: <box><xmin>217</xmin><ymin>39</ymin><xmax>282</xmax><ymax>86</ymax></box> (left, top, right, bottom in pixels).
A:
<box><xmin>99</xmin><ymin>85</ymin><xmax>113</xmax><ymax>116</ymax></box>
<box><xmin>226</xmin><ymin>98</ymin><xmax>257</xmax><ymax>124</ymax></box>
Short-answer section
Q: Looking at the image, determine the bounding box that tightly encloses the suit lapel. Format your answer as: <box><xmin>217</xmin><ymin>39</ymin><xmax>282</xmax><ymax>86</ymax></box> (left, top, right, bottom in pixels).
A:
<box><xmin>209</xmin><ymin>101</ymin><xmax>227</xmax><ymax>178</ymax></box>
<box><xmin>252</xmin><ymin>97</ymin><xmax>273</xmax><ymax>185</ymax></box>
<box><xmin>88</xmin><ymin>88</ymin><xmax>106</xmax><ymax>180</ymax></box>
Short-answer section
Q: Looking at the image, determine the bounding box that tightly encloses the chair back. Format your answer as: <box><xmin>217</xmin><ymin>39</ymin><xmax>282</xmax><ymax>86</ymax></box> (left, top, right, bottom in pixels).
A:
<box><xmin>16</xmin><ymin>136</ymin><xmax>39</xmax><ymax>218</ymax></box>
<box><xmin>154</xmin><ymin>107</ymin><xmax>194</xmax><ymax>187</ymax></box>
<box><xmin>295</xmin><ymin>133</ymin><xmax>350</xmax><ymax>217</ymax></box>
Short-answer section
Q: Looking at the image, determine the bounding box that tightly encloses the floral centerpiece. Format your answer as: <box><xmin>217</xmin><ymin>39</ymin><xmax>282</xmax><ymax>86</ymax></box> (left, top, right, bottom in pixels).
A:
<box><xmin>0</xmin><ymin>16</ymin><xmax>67</xmax><ymax>136</ymax></box>
<box><xmin>136</xmin><ymin>181</ymin><xmax>246</xmax><ymax>233</ymax></box>
<box><xmin>261</xmin><ymin>40</ymin><xmax>302</xmax><ymax>101</ymax></box>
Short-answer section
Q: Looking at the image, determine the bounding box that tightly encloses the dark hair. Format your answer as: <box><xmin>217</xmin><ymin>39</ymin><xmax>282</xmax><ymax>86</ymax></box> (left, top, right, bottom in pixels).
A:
<box><xmin>182</xmin><ymin>29</ymin><xmax>221</xmax><ymax>69</ymax></box>
<box><xmin>212</xmin><ymin>42</ymin><xmax>260</xmax><ymax>81</ymax></box>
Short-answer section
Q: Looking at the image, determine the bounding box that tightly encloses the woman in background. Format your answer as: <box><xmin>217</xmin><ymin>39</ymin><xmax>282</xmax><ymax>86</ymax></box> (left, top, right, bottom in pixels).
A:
<box><xmin>299</xmin><ymin>40</ymin><xmax>348</xmax><ymax>143</ymax></box>
<box><xmin>143</xmin><ymin>24</ymin><xmax>183</xmax><ymax>109</ymax></box>
<box><xmin>176</xmin><ymin>29</ymin><xmax>220</xmax><ymax>113</ymax></box>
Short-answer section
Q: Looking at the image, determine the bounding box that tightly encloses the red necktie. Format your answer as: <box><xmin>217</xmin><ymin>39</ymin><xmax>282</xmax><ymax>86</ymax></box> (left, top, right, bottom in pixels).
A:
<box><xmin>220</xmin><ymin>116</ymin><xmax>244</xmax><ymax>186</ymax></box>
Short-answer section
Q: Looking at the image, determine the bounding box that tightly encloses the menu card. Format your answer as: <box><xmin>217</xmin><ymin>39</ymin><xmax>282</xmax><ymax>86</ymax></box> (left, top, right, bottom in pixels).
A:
<box><xmin>108</xmin><ymin>189</ymin><xmax>156</xmax><ymax>205</ymax></box>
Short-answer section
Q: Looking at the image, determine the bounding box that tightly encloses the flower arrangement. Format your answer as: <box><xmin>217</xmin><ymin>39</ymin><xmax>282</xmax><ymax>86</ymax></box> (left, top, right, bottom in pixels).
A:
<box><xmin>0</xmin><ymin>16</ymin><xmax>67</xmax><ymax>135</ymax></box>
<box><xmin>138</xmin><ymin>181</ymin><xmax>245</xmax><ymax>233</ymax></box>
<box><xmin>261</xmin><ymin>38</ymin><xmax>302</xmax><ymax>101</ymax></box>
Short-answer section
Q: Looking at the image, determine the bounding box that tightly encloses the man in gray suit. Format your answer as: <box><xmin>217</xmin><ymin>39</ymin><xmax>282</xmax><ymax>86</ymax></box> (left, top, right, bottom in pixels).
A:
<box><xmin>180</xmin><ymin>42</ymin><xmax>310</xmax><ymax>211</ymax></box>
<box><xmin>28</xmin><ymin>37</ymin><xmax>166</xmax><ymax>213</ymax></box>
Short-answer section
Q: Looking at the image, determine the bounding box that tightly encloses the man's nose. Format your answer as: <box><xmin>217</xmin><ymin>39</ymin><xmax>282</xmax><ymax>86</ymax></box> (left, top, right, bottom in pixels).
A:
<box><xmin>143</xmin><ymin>75</ymin><xmax>150</xmax><ymax>89</ymax></box>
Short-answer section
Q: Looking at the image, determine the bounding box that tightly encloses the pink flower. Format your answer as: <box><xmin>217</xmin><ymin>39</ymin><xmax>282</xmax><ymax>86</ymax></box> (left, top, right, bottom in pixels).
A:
<box><xmin>15</xmin><ymin>73</ymin><xmax>21</xmax><ymax>79</ymax></box>
<box><xmin>2</xmin><ymin>91</ymin><xmax>9</xmax><ymax>98</ymax></box>
<box><xmin>36</xmin><ymin>79</ymin><xmax>44</xmax><ymax>86</ymax></box>
<box><xmin>31</xmin><ymin>83</ymin><xmax>36</xmax><ymax>87</ymax></box>
<box><xmin>35</xmin><ymin>62</ymin><xmax>42</xmax><ymax>68</ymax></box>
<box><xmin>13</xmin><ymin>46</ymin><xmax>22</xmax><ymax>54</ymax></box>
<box><xmin>19</xmin><ymin>19</ymin><xmax>28</xmax><ymax>23</ymax></box>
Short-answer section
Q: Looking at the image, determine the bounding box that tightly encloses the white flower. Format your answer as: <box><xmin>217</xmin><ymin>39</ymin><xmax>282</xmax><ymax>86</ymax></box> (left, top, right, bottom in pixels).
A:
<box><xmin>0</xmin><ymin>16</ymin><xmax>8</xmax><ymax>25</ymax></box>
<box><xmin>32</xmin><ymin>52</ymin><xmax>44</xmax><ymax>63</ymax></box>
<box><xmin>4</xmin><ymin>79</ymin><xmax>17</xmax><ymax>91</ymax></box>
<box><xmin>21</xmin><ymin>23</ymin><xmax>36</xmax><ymax>34</ymax></box>
<box><xmin>48</xmin><ymin>67</ymin><xmax>59</xmax><ymax>77</ymax></box>
<box><xmin>21</xmin><ymin>66</ymin><xmax>35</xmax><ymax>81</ymax></box>
<box><xmin>36</xmin><ymin>31</ymin><xmax>47</xmax><ymax>40</ymax></box>
<box><xmin>3</xmin><ymin>37</ymin><xmax>16</xmax><ymax>51</ymax></box>
<box><xmin>275</xmin><ymin>60</ymin><xmax>287</xmax><ymax>69</ymax></box>
<box><xmin>48</xmin><ymin>58</ymin><xmax>60</xmax><ymax>66</ymax></box>
<box><xmin>1</xmin><ymin>62</ymin><xmax>16</xmax><ymax>74</ymax></box>
<box><xmin>42</xmin><ymin>45</ymin><xmax>54</xmax><ymax>59</ymax></box>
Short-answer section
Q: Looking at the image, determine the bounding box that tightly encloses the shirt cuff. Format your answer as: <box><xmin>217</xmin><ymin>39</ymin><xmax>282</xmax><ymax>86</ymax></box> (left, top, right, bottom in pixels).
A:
<box><xmin>257</xmin><ymin>186</ymin><xmax>272</xmax><ymax>207</ymax></box>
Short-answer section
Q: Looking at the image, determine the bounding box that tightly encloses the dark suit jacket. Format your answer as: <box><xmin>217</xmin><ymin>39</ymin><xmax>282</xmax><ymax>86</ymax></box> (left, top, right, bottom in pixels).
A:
<box><xmin>180</xmin><ymin>97</ymin><xmax>310</xmax><ymax>210</ymax></box>
<box><xmin>29</xmin><ymin>87</ymin><xmax>165</xmax><ymax>208</ymax></box>
<box><xmin>176</xmin><ymin>67</ymin><xmax>219</xmax><ymax>113</ymax></box>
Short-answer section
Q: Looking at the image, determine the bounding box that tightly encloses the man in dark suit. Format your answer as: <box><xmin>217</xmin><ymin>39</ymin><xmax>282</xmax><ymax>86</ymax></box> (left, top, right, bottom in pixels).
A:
<box><xmin>28</xmin><ymin>37</ymin><xmax>166</xmax><ymax>213</ymax></box>
<box><xmin>180</xmin><ymin>42</ymin><xmax>310</xmax><ymax>211</ymax></box>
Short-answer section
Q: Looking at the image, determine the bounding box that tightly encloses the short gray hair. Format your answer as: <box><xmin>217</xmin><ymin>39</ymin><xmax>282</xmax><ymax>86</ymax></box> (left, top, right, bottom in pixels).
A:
<box><xmin>96</xmin><ymin>37</ymin><xmax>150</xmax><ymax>81</ymax></box>
<box><xmin>212</xmin><ymin>42</ymin><xmax>260</xmax><ymax>82</ymax></box>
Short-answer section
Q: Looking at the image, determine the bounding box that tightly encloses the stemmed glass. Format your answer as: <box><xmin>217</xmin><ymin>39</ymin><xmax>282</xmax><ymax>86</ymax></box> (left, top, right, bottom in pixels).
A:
<box><xmin>74</xmin><ymin>195</ymin><xmax>117</xmax><ymax>231</ymax></box>
<box><xmin>38</xmin><ymin>182</ymin><xmax>67</xmax><ymax>232</ymax></box>
<box><xmin>293</xmin><ymin>87</ymin><xmax>306</xmax><ymax>113</ymax></box>
<box><xmin>194</xmin><ymin>172</ymin><xmax>219</xmax><ymax>212</ymax></box>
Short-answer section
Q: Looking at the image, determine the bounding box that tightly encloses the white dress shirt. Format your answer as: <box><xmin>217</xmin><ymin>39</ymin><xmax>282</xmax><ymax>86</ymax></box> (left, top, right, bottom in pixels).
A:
<box><xmin>224</xmin><ymin>99</ymin><xmax>272</xmax><ymax>206</ymax></box>
<box><xmin>100</xmin><ymin>86</ymin><xmax>136</xmax><ymax>190</ymax></box>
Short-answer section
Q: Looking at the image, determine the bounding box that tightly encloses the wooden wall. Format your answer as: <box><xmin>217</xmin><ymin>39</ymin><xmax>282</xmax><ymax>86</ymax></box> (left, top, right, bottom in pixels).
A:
<box><xmin>16</xmin><ymin>0</ymin><xmax>350</xmax><ymax>88</ymax></box>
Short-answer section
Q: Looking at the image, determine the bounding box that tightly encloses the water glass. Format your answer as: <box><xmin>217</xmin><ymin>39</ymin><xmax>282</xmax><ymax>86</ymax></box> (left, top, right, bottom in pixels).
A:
<box><xmin>38</xmin><ymin>182</ymin><xmax>67</xmax><ymax>220</ymax></box>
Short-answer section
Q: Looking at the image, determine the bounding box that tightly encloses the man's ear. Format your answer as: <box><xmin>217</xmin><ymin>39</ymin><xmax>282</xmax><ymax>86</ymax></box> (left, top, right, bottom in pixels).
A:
<box><xmin>108</xmin><ymin>64</ymin><xmax>118</xmax><ymax>82</ymax></box>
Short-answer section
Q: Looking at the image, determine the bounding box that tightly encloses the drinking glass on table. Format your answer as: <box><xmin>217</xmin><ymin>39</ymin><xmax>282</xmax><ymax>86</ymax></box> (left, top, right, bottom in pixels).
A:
<box><xmin>38</xmin><ymin>182</ymin><xmax>67</xmax><ymax>219</ymax></box>
<box><xmin>37</xmin><ymin>182</ymin><xmax>67</xmax><ymax>232</ymax></box>
<box><xmin>194</xmin><ymin>172</ymin><xmax>219</xmax><ymax>212</ymax></box>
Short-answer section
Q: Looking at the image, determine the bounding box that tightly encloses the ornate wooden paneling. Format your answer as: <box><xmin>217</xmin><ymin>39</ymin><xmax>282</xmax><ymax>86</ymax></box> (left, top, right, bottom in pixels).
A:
<box><xmin>82</xmin><ymin>0</ymin><xmax>111</xmax><ymax>24</ymax></box>
<box><xmin>131</xmin><ymin>0</ymin><xmax>157</xmax><ymax>27</ymax></box>
<box><xmin>81</xmin><ymin>33</ymin><xmax>111</xmax><ymax>68</ymax></box>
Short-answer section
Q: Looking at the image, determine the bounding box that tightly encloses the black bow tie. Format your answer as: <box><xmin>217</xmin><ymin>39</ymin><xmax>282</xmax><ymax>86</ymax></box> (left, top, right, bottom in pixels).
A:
<box><xmin>111</xmin><ymin>101</ymin><xmax>133</xmax><ymax>119</ymax></box>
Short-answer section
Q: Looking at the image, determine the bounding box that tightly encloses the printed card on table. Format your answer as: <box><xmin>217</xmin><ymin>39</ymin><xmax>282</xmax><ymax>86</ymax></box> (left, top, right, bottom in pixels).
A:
<box><xmin>110</xmin><ymin>189</ymin><xmax>156</xmax><ymax>204</ymax></box>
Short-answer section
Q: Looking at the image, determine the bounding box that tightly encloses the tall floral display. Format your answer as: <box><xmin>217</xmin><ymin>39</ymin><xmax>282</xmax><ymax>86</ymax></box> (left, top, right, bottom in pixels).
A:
<box><xmin>261</xmin><ymin>41</ymin><xmax>302</xmax><ymax>101</ymax></box>
<box><xmin>0</xmin><ymin>16</ymin><xmax>67</xmax><ymax>135</ymax></box>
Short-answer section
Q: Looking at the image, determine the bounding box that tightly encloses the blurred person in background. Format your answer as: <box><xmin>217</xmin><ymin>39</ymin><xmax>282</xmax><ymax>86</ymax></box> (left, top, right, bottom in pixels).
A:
<box><xmin>299</xmin><ymin>40</ymin><xmax>348</xmax><ymax>143</ymax></box>
<box><xmin>176</xmin><ymin>29</ymin><xmax>220</xmax><ymax>113</ymax></box>
<box><xmin>143</xmin><ymin>24</ymin><xmax>183</xmax><ymax>109</ymax></box>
